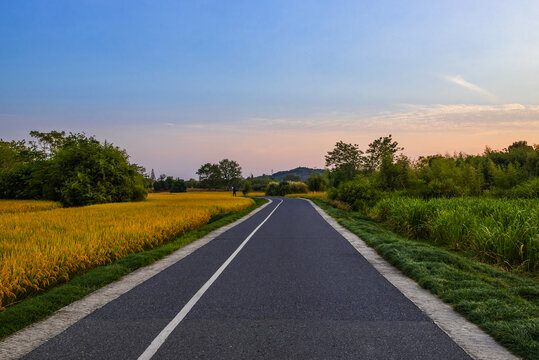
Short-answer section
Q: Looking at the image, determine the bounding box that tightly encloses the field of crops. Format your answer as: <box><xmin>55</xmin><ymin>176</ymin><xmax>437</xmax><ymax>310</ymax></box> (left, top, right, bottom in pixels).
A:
<box><xmin>0</xmin><ymin>193</ymin><xmax>254</xmax><ymax>310</ymax></box>
<box><xmin>0</xmin><ymin>200</ymin><xmax>62</xmax><ymax>214</ymax></box>
<box><xmin>370</xmin><ymin>197</ymin><xmax>539</xmax><ymax>272</ymax></box>
<box><xmin>285</xmin><ymin>192</ymin><xmax>328</xmax><ymax>199</ymax></box>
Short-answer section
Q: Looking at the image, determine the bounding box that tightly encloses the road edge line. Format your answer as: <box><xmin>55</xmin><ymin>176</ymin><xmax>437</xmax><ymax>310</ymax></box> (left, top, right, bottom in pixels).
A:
<box><xmin>0</xmin><ymin>199</ymin><xmax>273</xmax><ymax>360</ymax></box>
<box><xmin>302</xmin><ymin>198</ymin><xmax>518</xmax><ymax>360</ymax></box>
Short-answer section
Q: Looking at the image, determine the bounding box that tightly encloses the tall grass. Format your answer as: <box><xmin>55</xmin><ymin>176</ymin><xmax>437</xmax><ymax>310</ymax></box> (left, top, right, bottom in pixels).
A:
<box><xmin>370</xmin><ymin>197</ymin><xmax>539</xmax><ymax>272</ymax></box>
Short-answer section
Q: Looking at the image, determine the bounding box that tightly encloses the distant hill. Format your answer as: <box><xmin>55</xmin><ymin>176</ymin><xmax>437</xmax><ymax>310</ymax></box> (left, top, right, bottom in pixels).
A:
<box><xmin>256</xmin><ymin>167</ymin><xmax>324</xmax><ymax>182</ymax></box>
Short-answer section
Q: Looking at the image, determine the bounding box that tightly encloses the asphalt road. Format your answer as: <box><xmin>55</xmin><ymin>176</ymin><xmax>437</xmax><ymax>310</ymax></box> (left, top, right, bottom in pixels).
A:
<box><xmin>24</xmin><ymin>198</ymin><xmax>471</xmax><ymax>359</ymax></box>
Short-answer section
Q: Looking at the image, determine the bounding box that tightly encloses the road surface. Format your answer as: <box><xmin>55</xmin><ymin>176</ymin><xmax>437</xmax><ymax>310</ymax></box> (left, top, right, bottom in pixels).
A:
<box><xmin>23</xmin><ymin>198</ymin><xmax>471</xmax><ymax>359</ymax></box>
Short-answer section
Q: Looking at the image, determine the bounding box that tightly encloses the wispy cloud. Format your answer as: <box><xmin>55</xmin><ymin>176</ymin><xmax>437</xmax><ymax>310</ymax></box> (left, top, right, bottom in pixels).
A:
<box><xmin>443</xmin><ymin>75</ymin><xmax>497</xmax><ymax>101</ymax></box>
<box><xmin>166</xmin><ymin>104</ymin><xmax>539</xmax><ymax>134</ymax></box>
<box><xmin>163</xmin><ymin>122</ymin><xmax>175</xmax><ymax>127</ymax></box>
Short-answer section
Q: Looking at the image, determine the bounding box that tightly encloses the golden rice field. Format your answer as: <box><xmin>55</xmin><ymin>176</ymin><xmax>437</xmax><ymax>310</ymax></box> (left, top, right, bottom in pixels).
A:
<box><xmin>285</xmin><ymin>192</ymin><xmax>327</xmax><ymax>199</ymax></box>
<box><xmin>0</xmin><ymin>199</ymin><xmax>62</xmax><ymax>214</ymax></box>
<box><xmin>0</xmin><ymin>193</ymin><xmax>254</xmax><ymax>310</ymax></box>
<box><xmin>245</xmin><ymin>191</ymin><xmax>266</xmax><ymax>196</ymax></box>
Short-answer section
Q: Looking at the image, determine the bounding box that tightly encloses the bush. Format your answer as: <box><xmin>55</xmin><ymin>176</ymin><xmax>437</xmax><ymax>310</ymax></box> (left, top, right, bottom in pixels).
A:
<box><xmin>0</xmin><ymin>132</ymin><xmax>148</xmax><ymax>206</ymax></box>
<box><xmin>170</xmin><ymin>179</ymin><xmax>187</xmax><ymax>193</ymax></box>
<box><xmin>241</xmin><ymin>181</ymin><xmax>252</xmax><ymax>195</ymax></box>
<box><xmin>506</xmin><ymin>178</ymin><xmax>539</xmax><ymax>199</ymax></box>
<box><xmin>265</xmin><ymin>181</ymin><xmax>307</xmax><ymax>196</ymax></box>
<box><xmin>330</xmin><ymin>176</ymin><xmax>381</xmax><ymax>212</ymax></box>
<box><xmin>289</xmin><ymin>181</ymin><xmax>308</xmax><ymax>194</ymax></box>
<box><xmin>306</xmin><ymin>173</ymin><xmax>328</xmax><ymax>191</ymax></box>
<box><xmin>50</xmin><ymin>137</ymin><xmax>147</xmax><ymax>206</ymax></box>
<box><xmin>265</xmin><ymin>182</ymin><xmax>280</xmax><ymax>196</ymax></box>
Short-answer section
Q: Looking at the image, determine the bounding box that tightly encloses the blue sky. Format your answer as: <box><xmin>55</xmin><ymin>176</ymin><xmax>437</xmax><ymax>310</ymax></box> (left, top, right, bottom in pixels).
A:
<box><xmin>1</xmin><ymin>1</ymin><xmax>538</xmax><ymax>178</ymax></box>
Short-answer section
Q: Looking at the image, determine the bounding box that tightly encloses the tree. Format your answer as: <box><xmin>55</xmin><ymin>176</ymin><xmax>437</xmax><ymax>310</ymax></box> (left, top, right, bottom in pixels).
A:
<box><xmin>185</xmin><ymin>178</ymin><xmax>199</xmax><ymax>188</ymax></box>
<box><xmin>507</xmin><ymin>140</ymin><xmax>533</xmax><ymax>152</ymax></box>
<box><xmin>218</xmin><ymin>159</ymin><xmax>242</xmax><ymax>189</ymax></box>
<box><xmin>325</xmin><ymin>141</ymin><xmax>363</xmax><ymax>180</ymax></box>
<box><xmin>196</xmin><ymin>163</ymin><xmax>222</xmax><ymax>189</ymax></box>
<box><xmin>306</xmin><ymin>172</ymin><xmax>328</xmax><ymax>191</ymax></box>
<box><xmin>284</xmin><ymin>174</ymin><xmax>301</xmax><ymax>182</ymax></box>
<box><xmin>363</xmin><ymin>134</ymin><xmax>403</xmax><ymax>172</ymax></box>
<box><xmin>48</xmin><ymin>134</ymin><xmax>147</xmax><ymax>206</ymax></box>
<box><xmin>241</xmin><ymin>180</ymin><xmax>252</xmax><ymax>195</ymax></box>
<box><xmin>1</xmin><ymin>131</ymin><xmax>147</xmax><ymax>205</ymax></box>
<box><xmin>28</xmin><ymin>130</ymin><xmax>67</xmax><ymax>157</ymax></box>
<box><xmin>170</xmin><ymin>178</ymin><xmax>187</xmax><ymax>193</ymax></box>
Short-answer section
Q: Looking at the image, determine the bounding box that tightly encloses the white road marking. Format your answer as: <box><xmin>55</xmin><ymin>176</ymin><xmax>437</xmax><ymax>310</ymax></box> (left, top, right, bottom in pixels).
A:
<box><xmin>137</xmin><ymin>199</ymin><xmax>283</xmax><ymax>360</ymax></box>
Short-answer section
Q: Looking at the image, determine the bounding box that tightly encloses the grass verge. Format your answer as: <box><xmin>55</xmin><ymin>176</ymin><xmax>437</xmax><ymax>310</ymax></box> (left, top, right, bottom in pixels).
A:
<box><xmin>311</xmin><ymin>198</ymin><xmax>538</xmax><ymax>360</ymax></box>
<box><xmin>0</xmin><ymin>197</ymin><xmax>268</xmax><ymax>341</ymax></box>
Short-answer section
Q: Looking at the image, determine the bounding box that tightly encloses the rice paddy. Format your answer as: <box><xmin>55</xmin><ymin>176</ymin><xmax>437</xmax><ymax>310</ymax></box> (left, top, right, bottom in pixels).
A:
<box><xmin>0</xmin><ymin>193</ymin><xmax>254</xmax><ymax>310</ymax></box>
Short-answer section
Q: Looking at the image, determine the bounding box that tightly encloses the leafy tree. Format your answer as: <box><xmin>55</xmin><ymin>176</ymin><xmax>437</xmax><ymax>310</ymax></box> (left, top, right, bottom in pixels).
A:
<box><xmin>325</xmin><ymin>141</ymin><xmax>363</xmax><ymax>180</ymax></box>
<box><xmin>241</xmin><ymin>180</ymin><xmax>252</xmax><ymax>195</ymax></box>
<box><xmin>196</xmin><ymin>163</ymin><xmax>222</xmax><ymax>189</ymax></box>
<box><xmin>185</xmin><ymin>178</ymin><xmax>199</xmax><ymax>188</ymax></box>
<box><xmin>28</xmin><ymin>130</ymin><xmax>67</xmax><ymax>157</ymax></box>
<box><xmin>47</xmin><ymin>134</ymin><xmax>147</xmax><ymax>206</ymax></box>
<box><xmin>306</xmin><ymin>172</ymin><xmax>328</xmax><ymax>191</ymax></box>
<box><xmin>0</xmin><ymin>131</ymin><xmax>147</xmax><ymax>206</ymax></box>
<box><xmin>283</xmin><ymin>174</ymin><xmax>301</xmax><ymax>182</ymax></box>
<box><xmin>363</xmin><ymin>134</ymin><xmax>403</xmax><ymax>172</ymax></box>
<box><xmin>250</xmin><ymin>176</ymin><xmax>272</xmax><ymax>191</ymax></box>
<box><xmin>170</xmin><ymin>178</ymin><xmax>187</xmax><ymax>193</ymax></box>
<box><xmin>218</xmin><ymin>159</ymin><xmax>243</xmax><ymax>189</ymax></box>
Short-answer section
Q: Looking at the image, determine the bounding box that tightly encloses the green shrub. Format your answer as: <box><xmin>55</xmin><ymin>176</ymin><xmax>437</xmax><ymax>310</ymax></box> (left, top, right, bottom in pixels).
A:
<box><xmin>331</xmin><ymin>176</ymin><xmax>381</xmax><ymax>212</ymax></box>
<box><xmin>265</xmin><ymin>182</ymin><xmax>280</xmax><ymax>196</ymax></box>
<box><xmin>306</xmin><ymin>173</ymin><xmax>328</xmax><ymax>191</ymax></box>
<box><xmin>241</xmin><ymin>180</ymin><xmax>252</xmax><ymax>195</ymax></box>
<box><xmin>170</xmin><ymin>179</ymin><xmax>187</xmax><ymax>193</ymax></box>
<box><xmin>265</xmin><ymin>181</ymin><xmax>308</xmax><ymax>196</ymax></box>
<box><xmin>289</xmin><ymin>181</ymin><xmax>308</xmax><ymax>193</ymax></box>
<box><xmin>507</xmin><ymin>178</ymin><xmax>539</xmax><ymax>199</ymax></box>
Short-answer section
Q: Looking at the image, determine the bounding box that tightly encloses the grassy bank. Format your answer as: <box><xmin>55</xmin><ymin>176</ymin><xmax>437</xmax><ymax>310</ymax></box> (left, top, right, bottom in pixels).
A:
<box><xmin>312</xmin><ymin>198</ymin><xmax>538</xmax><ymax>360</ymax></box>
<box><xmin>0</xmin><ymin>197</ymin><xmax>267</xmax><ymax>341</ymax></box>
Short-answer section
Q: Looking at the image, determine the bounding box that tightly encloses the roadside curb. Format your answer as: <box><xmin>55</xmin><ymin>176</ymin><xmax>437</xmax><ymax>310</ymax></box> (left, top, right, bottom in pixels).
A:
<box><xmin>304</xmin><ymin>198</ymin><xmax>518</xmax><ymax>360</ymax></box>
<box><xmin>0</xmin><ymin>200</ymin><xmax>272</xmax><ymax>360</ymax></box>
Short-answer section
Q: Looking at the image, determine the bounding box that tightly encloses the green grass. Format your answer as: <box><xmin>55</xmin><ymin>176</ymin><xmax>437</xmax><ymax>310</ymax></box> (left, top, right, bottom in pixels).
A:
<box><xmin>370</xmin><ymin>197</ymin><xmax>539</xmax><ymax>272</ymax></box>
<box><xmin>312</xmin><ymin>198</ymin><xmax>539</xmax><ymax>360</ymax></box>
<box><xmin>0</xmin><ymin>197</ymin><xmax>268</xmax><ymax>341</ymax></box>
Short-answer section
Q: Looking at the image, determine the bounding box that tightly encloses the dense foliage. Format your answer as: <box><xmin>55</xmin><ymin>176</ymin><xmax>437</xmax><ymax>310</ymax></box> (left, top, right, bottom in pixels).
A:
<box><xmin>323</xmin><ymin>136</ymin><xmax>539</xmax><ymax>272</ymax></box>
<box><xmin>0</xmin><ymin>131</ymin><xmax>147</xmax><ymax>206</ymax></box>
<box><xmin>150</xmin><ymin>173</ymin><xmax>187</xmax><ymax>193</ymax></box>
<box><xmin>265</xmin><ymin>181</ymin><xmax>308</xmax><ymax>196</ymax></box>
<box><xmin>326</xmin><ymin>137</ymin><xmax>538</xmax><ymax>201</ymax></box>
<box><xmin>196</xmin><ymin>159</ymin><xmax>243</xmax><ymax>190</ymax></box>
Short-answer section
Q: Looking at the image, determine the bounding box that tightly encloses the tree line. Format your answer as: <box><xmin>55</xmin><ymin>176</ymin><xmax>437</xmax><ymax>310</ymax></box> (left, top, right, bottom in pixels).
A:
<box><xmin>321</xmin><ymin>135</ymin><xmax>538</xmax><ymax>211</ymax></box>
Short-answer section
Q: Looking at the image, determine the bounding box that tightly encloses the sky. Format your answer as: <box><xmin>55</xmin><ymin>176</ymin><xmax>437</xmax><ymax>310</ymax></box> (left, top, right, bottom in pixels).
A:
<box><xmin>1</xmin><ymin>0</ymin><xmax>538</xmax><ymax>179</ymax></box>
